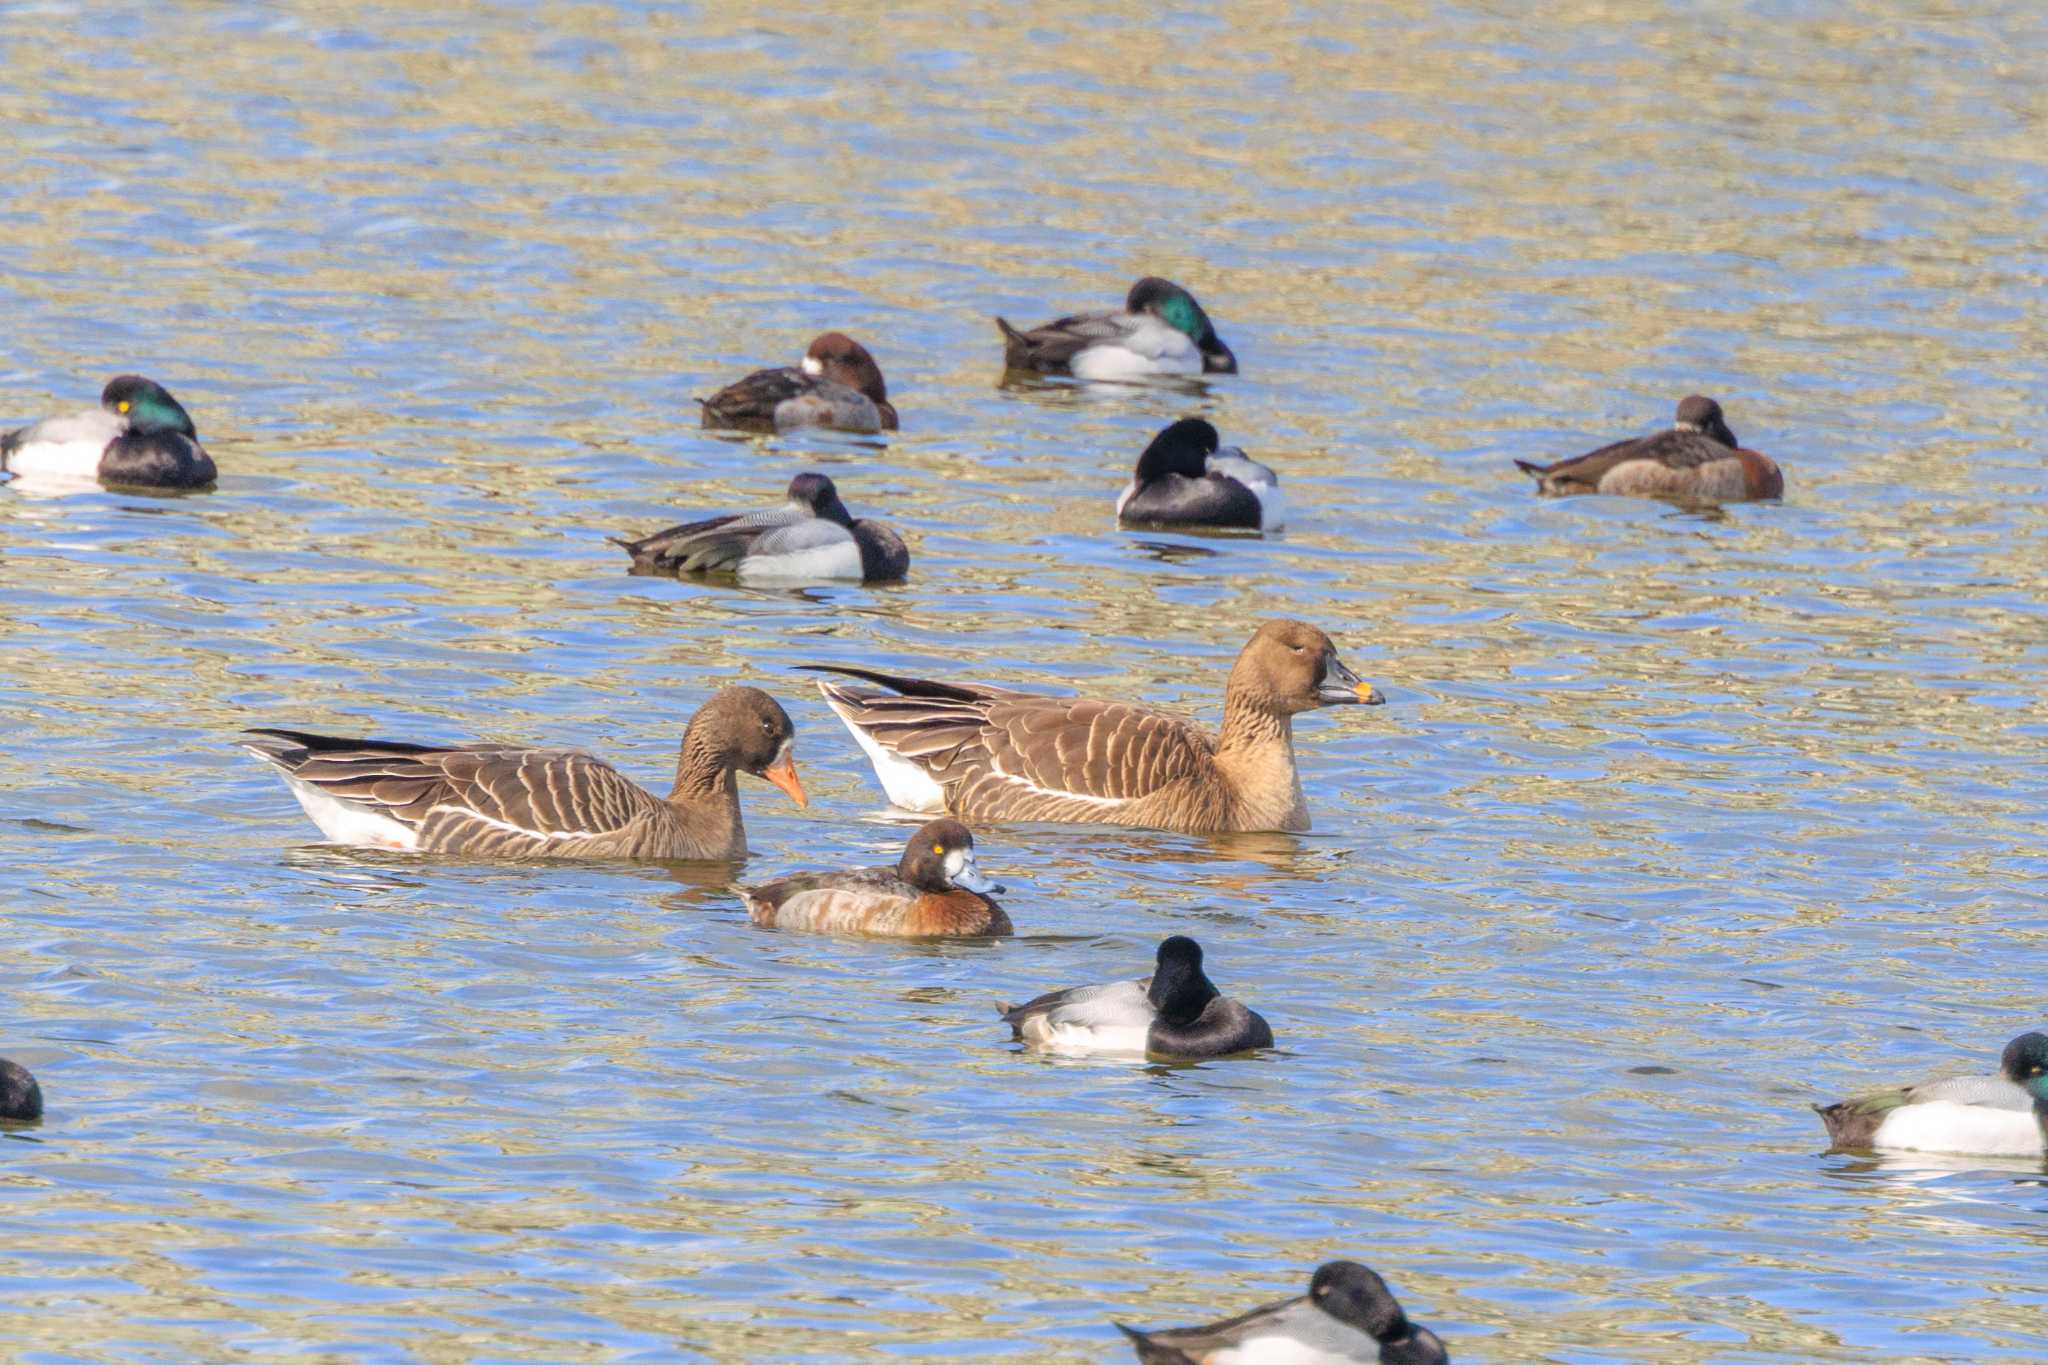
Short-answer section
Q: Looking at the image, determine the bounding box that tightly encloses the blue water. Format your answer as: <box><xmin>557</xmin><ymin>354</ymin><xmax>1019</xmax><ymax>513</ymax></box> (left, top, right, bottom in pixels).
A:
<box><xmin>3</xmin><ymin>1</ymin><xmax>2047</xmax><ymax>1360</ymax></box>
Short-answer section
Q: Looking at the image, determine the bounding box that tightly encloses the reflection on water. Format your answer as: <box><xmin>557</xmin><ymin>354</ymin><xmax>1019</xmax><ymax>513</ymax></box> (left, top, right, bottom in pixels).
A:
<box><xmin>4</xmin><ymin>0</ymin><xmax>2048</xmax><ymax>1360</ymax></box>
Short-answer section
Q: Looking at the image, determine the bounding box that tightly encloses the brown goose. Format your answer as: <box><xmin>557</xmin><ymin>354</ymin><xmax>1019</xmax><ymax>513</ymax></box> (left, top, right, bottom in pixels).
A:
<box><xmin>741</xmin><ymin>818</ymin><xmax>1012</xmax><ymax>937</ymax></box>
<box><xmin>804</xmin><ymin>620</ymin><xmax>1382</xmax><ymax>834</ymax></box>
<box><xmin>241</xmin><ymin>686</ymin><xmax>807</xmax><ymax>860</ymax></box>
<box><xmin>1513</xmin><ymin>394</ymin><xmax>1782</xmax><ymax>502</ymax></box>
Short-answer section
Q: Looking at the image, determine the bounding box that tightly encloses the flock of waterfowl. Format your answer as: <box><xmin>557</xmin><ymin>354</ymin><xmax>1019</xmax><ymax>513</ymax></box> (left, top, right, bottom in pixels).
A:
<box><xmin>4</xmin><ymin>274</ymin><xmax>2042</xmax><ymax>1362</ymax></box>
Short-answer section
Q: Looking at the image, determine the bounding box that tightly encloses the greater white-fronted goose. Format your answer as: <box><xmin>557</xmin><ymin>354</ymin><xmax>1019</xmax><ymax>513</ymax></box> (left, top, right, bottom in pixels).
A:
<box><xmin>2</xmin><ymin>375</ymin><xmax>216</xmax><ymax>492</ymax></box>
<box><xmin>1117</xmin><ymin>1260</ymin><xmax>1449</xmax><ymax>1364</ymax></box>
<box><xmin>0</xmin><ymin>1058</ymin><xmax>42</xmax><ymax>1121</ymax></box>
<box><xmin>1117</xmin><ymin>418</ymin><xmax>1284</xmax><ymax>531</ymax></box>
<box><xmin>804</xmin><ymin>619</ymin><xmax>1381</xmax><ymax>833</ymax></box>
<box><xmin>741</xmin><ymin>817</ymin><xmax>1011</xmax><ymax>937</ymax></box>
<box><xmin>241</xmin><ymin>686</ymin><xmax>807</xmax><ymax>861</ymax></box>
<box><xmin>1000</xmin><ymin>935</ymin><xmax>1272</xmax><ymax>1060</ymax></box>
<box><xmin>1814</xmin><ymin>1031</ymin><xmax>2048</xmax><ymax>1156</ymax></box>
<box><xmin>698</xmin><ymin>332</ymin><xmax>897</xmax><ymax>434</ymax></box>
<box><xmin>1514</xmin><ymin>394</ymin><xmax>1782</xmax><ymax>502</ymax></box>
<box><xmin>613</xmin><ymin>472</ymin><xmax>909</xmax><ymax>583</ymax></box>
<box><xmin>996</xmin><ymin>277</ymin><xmax>1237</xmax><ymax>379</ymax></box>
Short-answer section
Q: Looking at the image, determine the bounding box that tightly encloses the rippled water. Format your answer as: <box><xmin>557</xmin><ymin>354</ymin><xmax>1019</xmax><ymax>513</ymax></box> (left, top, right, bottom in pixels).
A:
<box><xmin>4</xmin><ymin>1</ymin><xmax>2047</xmax><ymax>1360</ymax></box>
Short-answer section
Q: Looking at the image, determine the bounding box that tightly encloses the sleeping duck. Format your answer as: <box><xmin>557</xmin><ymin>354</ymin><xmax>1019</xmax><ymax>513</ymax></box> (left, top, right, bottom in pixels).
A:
<box><xmin>1000</xmin><ymin>935</ymin><xmax>1271</xmax><ymax>1060</ymax></box>
<box><xmin>741</xmin><ymin>818</ymin><xmax>1011</xmax><ymax>937</ymax></box>
<box><xmin>1117</xmin><ymin>418</ymin><xmax>1284</xmax><ymax>531</ymax></box>
<box><xmin>0</xmin><ymin>1058</ymin><xmax>41</xmax><ymax>1122</ymax></box>
<box><xmin>613</xmin><ymin>472</ymin><xmax>909</xmax><ymax>583</ymax></box>
<box><xmin>803</xmin><ymin>619</ymin><xmax>1382</xmax><ymax>834</ymax></box>
<box><xmin>2</xmin><ymin>375</ymin><xmax>216</xmax><ymax>491</ymax></box>
<box><xmin>1815</xmin><ymin>1030</ymin><xmax>2048</xmax><ymax>1156</ymax></box>
<box><xmin>1117</xmin><ymin>1260</ymin><xmax>1449</xmax><ymax>1365</ymax></box>
<box><xmin>1513</xmin><ymin>395</ymin><xmax>1781</xmax><ymax>503</ymax></box>
<box><xmin>698</xmin><ymin>333</ymin><xmax>897</xmax><ymax>434</ymax></box>
<box><xmin>996</xmin><ymin>277</ymin><xmax>1237</xmax><ymax>380</ymax></box>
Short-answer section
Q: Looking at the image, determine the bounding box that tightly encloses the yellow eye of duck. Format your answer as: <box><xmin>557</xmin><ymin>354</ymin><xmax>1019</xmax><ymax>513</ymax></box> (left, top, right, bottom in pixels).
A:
<box><xmin>932</xmin><ymin>845</ymin><xmax>944</xmax><ymax>855</ymax></box>
<box><xmin>117</xmin><ymin>400</ymin><xmax>131</xmax><ymax>413</ymax></box>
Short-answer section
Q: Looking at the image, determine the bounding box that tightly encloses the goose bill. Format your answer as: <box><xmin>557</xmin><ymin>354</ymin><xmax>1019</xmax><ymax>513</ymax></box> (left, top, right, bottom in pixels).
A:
<box><xmin>763</xmin><ymin>750</ymin><xmax>810</xmax><ymax>808</ymax></box>
<box><xmin>1318</xmin><ymin>655</ymin><xmax>1384</xmax><ymax>705</ymax></box>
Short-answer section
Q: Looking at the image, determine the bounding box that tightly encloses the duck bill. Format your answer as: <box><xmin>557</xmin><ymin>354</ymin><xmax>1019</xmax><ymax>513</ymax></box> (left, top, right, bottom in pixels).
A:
<box><xmin>949</xmin><ymin>851</ymin><xmax>1003</xmax><ymax>896</ymax></box>
<box><xmin>1201</xmin><ymin>338</ymin><xmax>1238</xmax><ymax>374</ymax></box>
<box><xmin>762</xmin><ymin>752</ymin><xmax>809</xmax><ymax>808</ymax></box>
<box><xmin>1318</xmin><ymin>655</ymin><xmax>1384</xmax><ymax>706</ymax></box>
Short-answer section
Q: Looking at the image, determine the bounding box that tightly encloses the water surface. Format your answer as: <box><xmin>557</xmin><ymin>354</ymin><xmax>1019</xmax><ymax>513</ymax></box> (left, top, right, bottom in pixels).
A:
<box><xmin>3</xmin><ymin>1</ymin><xmax>2047</xmax><ymax>1360</ymax></box>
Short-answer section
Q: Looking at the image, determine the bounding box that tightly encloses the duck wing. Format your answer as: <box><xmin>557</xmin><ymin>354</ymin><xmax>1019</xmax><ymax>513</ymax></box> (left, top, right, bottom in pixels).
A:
<box><xmin>1000</xmin><ymin>976</ymin><xmax>1152</xmax><ymax>1035</ymax></box>
<box><xmin>1516</xmin><ymin>429</ymin><xmax>1731</xmax><ymax>492</ymax></box>
<box><xmin>1118</xmin><ymin>1294</ymin><xmax>1376</xmax><ymax>1363</ymax></box>
<box><xmin>615</xmin><ymin>499</ymin><xmax>815</xmax><ymax>575</ymax></box>
<box><xmin>995</xmin><ymin>308</ymin><xmax>1139</xmax><ymax>372</ymax></box>
<box><xmin>698</xmin><ymin>365</ymin><xmax>809</xmax><ymax>429</ymax></box>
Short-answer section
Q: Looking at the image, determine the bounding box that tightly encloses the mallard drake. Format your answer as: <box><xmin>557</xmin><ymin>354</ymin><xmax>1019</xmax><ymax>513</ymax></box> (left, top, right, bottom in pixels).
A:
<box><xmin>741</xmin><ymin>817</ymin><xmax>1011</xmax><ymax>937</ymax></box>
<box><xmin>1000</xmin><ymin>936</ymin><xmax>1270</xmax><ymax>1059</ymax></box>
<box><xmin>803</xmin><ymin>620</ymin><xmax>1381</xmax><ymax>834</ymax></box>
<box><xmin>241</xmin><ymin>687</ymin><xmax>807</xmax><ymax>860</ymax></box>
<box><xmin>0</xmin><ymin>1058</ymin><xmax>41</xmax><ymax>1121</ymax></box>
<box><xmin>996</xmin><ymin>278</ymin><xmax>1237</xmax><ymax>380</ymax></box>
<box><xmin>1117</xmin><ymin>1261</ymin><xmax>1449</xmax><ymax>1365</ymax></box>
<box><xmin>2</xmin><ymin>375</ymin><xmax>216</xmax><ymax>490</ymax></box>
<box><xmin>1815</xmin><ymin>1031</ymin><xmax>2048</xmax><ymax>1156</ymax></box>
<box><xmin>1117</xmin><ymin>418</ymin><xmax>1284</xmax><ymax>531</ymax></box>
<box><xmin>698</xmin><ymin>333</ymin><xmax>897</xmax><ymax>434</ymax></box>
<box><xmin>1513</xmin><ymin>395</ymin><xmax>1782</xmax><ymax>502</ymax></box>
<box><xmin>613</xmin><ymin>472</ymin><xmax>909</xmax><ymax>583</ymax></box>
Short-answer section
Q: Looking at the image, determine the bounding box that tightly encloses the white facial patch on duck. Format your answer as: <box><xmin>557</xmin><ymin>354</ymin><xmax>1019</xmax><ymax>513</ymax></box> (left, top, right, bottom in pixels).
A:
<box><xmin>800</xmin><ymin>354</ymin><xmax>824</xmax><ymax>377</ymax></box>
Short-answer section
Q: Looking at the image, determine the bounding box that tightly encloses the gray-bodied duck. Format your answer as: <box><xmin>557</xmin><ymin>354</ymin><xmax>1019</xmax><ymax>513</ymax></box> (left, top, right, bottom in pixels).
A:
<box><xmin>614</xmin><ymin>472</ymin><xmax>908</xmax><ymax>583</ymax></box>
<box><xmin>1001</xmin><ymin>936</ymin><xmax>1272</xmax><ymax>1060</ymax></box>
<box><xmin>1118</xmin><ymin>1260</ymin><xmax>1449</xmax><ymax>1364</ymax></box>
<box><xmin>997</xmin><ymin>278</ymin><xmax>1236</xmax><ymax>380</ymax></box>
<box><xmin>1815</xmin><ymin>1031</ymin><xmax>2048</xmax><ymax>1156</ymax></box>
<box><xmin>2</xmin><ymin>375</ymin><xmax>216</xmax><ymax>491</ymax></box>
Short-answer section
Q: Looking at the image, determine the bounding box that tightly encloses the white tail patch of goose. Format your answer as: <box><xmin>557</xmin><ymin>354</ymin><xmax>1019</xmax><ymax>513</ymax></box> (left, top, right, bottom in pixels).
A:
<box><xmin>279</xmin><ymin>775</ymin><xmax>420</xmax><ymax>850</ymax></box>
<box><xmin>818</xmin><ymin>698</ymin><xmax>946</xmax><ymax>811</ymax></box>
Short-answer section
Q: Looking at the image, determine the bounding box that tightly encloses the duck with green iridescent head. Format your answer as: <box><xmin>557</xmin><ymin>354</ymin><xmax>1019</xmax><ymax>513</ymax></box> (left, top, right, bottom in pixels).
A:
<box><xmin>1815</xmin><ymin>1031</ymin><xmax>2048</xmax><ymax>1157</ymax></box>
<box><xmin>996</xmin><ymin>277</ymin><xmax>1236</xmax><ymax>381</ymax></box>
<box><xmin>2</xmin><ymin>375</ymin><xmax>216</xmax><ymax>493</ymax></box>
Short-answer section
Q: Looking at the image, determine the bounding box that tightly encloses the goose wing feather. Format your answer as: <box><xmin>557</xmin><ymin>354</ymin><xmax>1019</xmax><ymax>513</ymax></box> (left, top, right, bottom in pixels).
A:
<box><xmin>242</xmin><ymin>731</ymin><xmax>659</xmax><ymax>840</ymax></box>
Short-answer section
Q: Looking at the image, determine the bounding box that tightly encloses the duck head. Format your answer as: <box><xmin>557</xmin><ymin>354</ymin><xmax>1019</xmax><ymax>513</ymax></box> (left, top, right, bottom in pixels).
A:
<box><xmin>1127</xmin><ymin>278</ymin><xmax>1236</xmax><ymax>374</ymax></box>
